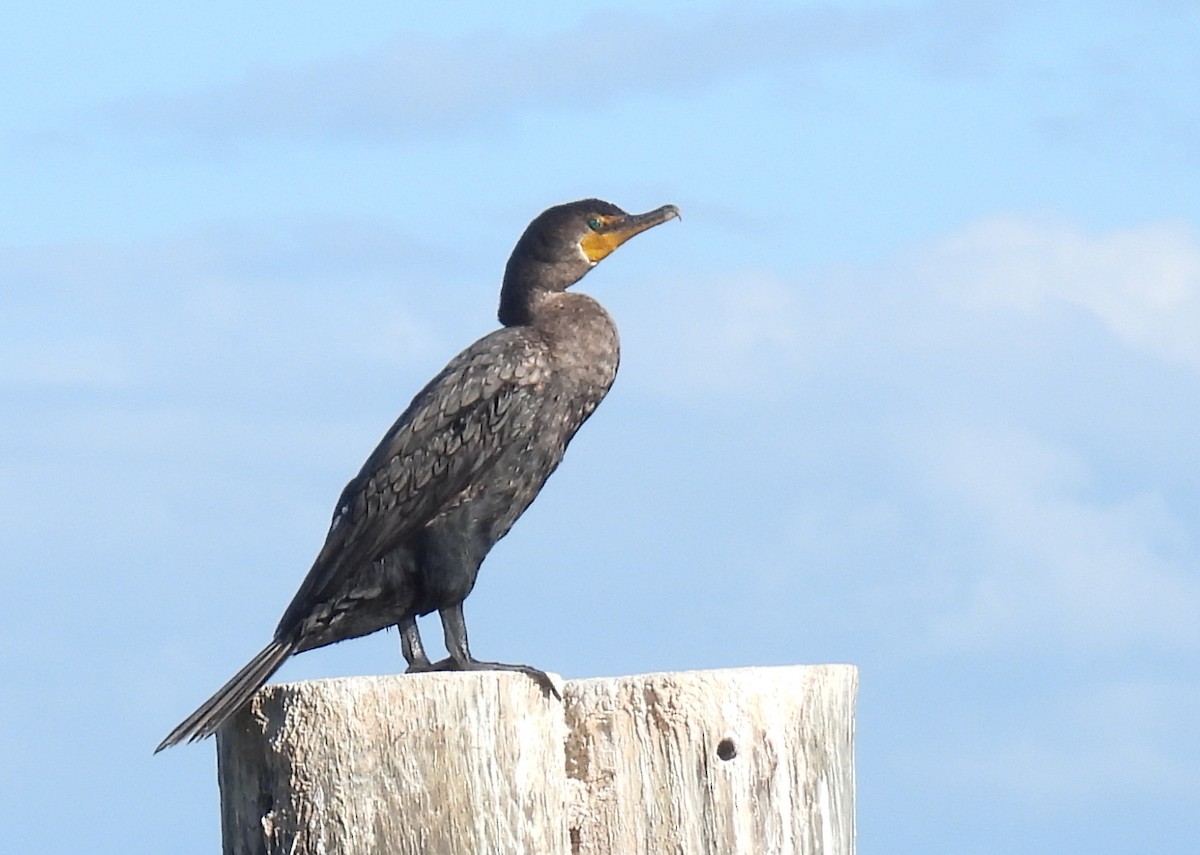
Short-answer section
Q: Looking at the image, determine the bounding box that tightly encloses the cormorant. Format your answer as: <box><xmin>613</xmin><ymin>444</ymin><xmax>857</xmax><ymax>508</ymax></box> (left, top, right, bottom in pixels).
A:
<box><xmin>156</xmin><ymin>199</ymin><xmax>679</xmax><ymax>751</ymax></box>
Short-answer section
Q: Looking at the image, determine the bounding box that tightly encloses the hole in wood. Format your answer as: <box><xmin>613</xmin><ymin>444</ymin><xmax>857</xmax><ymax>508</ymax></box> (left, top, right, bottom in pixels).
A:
<box><xmin>716</xmin><ymin>737</ymin><xmax>737</xmax><ymax>761</ymax></box>
<box><xmin>256</xmin><ymin>789</ymin><xmax>274</xmax><ymax>815</ymax></box>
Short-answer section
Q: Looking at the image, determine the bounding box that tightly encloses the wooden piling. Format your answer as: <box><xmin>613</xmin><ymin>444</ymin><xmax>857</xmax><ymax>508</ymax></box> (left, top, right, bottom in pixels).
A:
<box><xmin>216</xmin><ymin>665</ymin><xmax>857</xmax><ymax>854</ymax></box>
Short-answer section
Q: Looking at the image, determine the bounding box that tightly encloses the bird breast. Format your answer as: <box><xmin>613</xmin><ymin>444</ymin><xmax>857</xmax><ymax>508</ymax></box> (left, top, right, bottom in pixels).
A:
<box><xmin>536</xmin><ymin>291</ymin><xmax>620</xmax><ymax>400</ymax></box>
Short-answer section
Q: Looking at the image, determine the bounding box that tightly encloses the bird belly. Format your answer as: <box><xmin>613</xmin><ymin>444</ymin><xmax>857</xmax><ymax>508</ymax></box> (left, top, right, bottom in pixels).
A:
<box><xmin>291</xmin><ymin>545</ymin><xmax>420</xmax><ymax>652</ymax></box>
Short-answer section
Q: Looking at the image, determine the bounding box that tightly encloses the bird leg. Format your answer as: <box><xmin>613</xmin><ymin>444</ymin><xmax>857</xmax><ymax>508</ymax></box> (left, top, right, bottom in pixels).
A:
<box><xmin>400</xmin><ymin>616</ymin><xmax>433</xmax><ymax>670</ymax></box>
<box><xmin>405</xmin><ymin>603</ymin><xmax>560</xmax><ymax>699</ymax></box>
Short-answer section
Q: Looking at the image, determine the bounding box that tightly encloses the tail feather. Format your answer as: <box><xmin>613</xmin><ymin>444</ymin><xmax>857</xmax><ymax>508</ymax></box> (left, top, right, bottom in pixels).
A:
<box><xmin>155</xmin><ymin>638</ymin><xmax>296</xmax><ymax>752</ymax></box>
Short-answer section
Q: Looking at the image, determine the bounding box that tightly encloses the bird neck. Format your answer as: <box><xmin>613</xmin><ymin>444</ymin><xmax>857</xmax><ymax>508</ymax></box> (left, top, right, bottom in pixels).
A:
<box><xmin>499</xmin><ymin>254</ymin><xmax>591</xmax><ymax>327</ymax></box>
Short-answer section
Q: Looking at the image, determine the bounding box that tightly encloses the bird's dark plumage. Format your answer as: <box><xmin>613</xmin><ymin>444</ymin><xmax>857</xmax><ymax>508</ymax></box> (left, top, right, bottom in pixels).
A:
<box><xmin>157</xmin><ymin>198</ymin><xmax>679</xmax><ymax>751</ymax></box>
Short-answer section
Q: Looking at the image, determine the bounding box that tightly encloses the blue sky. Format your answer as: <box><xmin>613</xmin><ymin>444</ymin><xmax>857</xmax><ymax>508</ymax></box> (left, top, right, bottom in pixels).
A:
<box><xmin>3</xmin><ymin>1</ymin><xmax>1198</xmax><ymax>852</ymax></box>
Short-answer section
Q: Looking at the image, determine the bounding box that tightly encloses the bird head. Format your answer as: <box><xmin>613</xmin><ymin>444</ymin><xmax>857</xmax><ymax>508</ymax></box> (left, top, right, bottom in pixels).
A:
<box><xmin>500</xmin><ymin>198</ymin><xmax>680</xmax><ymax>325</ymax></box>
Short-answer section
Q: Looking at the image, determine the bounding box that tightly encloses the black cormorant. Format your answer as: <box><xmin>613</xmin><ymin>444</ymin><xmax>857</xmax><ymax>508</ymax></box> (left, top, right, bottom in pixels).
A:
<box><xmin>156</xmin><ymin>198</ymin><xmax>679</xmax><ymax>750</ymax></box>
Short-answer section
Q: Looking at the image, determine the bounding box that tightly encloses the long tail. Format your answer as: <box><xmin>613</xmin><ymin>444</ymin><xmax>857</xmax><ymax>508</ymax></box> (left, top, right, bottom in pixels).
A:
<box><xmin>155</xmin><ymin>638</ymin><xmax>296</xmax><ymax>752</ymax></box>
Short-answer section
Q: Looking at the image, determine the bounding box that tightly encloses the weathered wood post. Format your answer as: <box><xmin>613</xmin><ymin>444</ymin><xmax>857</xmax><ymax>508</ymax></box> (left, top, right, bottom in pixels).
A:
<box><xmin>217</xmin><ymin>665</ymin><xmax>857</xmax><ymax>855</ymax></box>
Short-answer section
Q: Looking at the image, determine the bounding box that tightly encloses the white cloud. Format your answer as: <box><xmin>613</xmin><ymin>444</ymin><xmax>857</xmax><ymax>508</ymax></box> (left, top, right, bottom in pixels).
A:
<box><xmin>643</xmin><ymin>213</ymin><xmax>1200</xmax><ymax>658</ymax></box>
<box><xmin>104</xmin><ymin>2</ymin><xmax>1018</xmax><ymax>144</ymax></box>
<box><xmin>631</xmin><ymin>214</ymin><xmax>1200</xmax><ymax>408</ymax></box>
<box><xmin>1</xmin><ymin>217</ymin><xmax>451</xmax><ymax>396</ymax></box>
<box><xmin>909</xmin><ymin>423</ymin><xmax>1200</xmax><ymax>653</ymax></box>
<box><xmin>917</xmin><ymin>216</ymin><xmax>1200</xmax><ymax>372</ymax></box>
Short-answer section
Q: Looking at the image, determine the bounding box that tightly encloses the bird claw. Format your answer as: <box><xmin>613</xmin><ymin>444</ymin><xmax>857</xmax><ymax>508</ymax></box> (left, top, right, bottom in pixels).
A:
<box><xmin>405</xmin><ymin>657</ymin><xmax>561</xmax><ymax>700</ymax></box>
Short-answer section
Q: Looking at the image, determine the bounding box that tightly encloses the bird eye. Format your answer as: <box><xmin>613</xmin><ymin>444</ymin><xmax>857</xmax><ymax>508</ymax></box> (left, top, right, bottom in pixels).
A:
<box><xmin>586</xmin><ymin>217</ymin><xmax>602</xmax><ymax>231</ymax></box>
